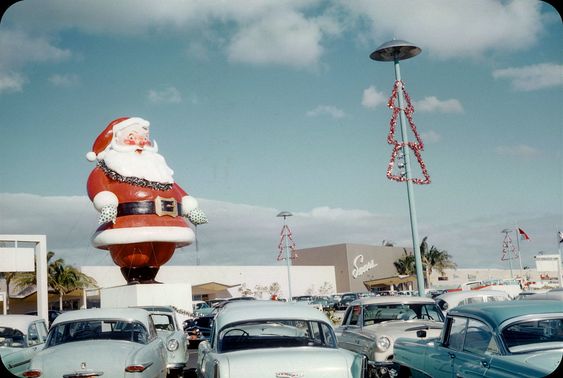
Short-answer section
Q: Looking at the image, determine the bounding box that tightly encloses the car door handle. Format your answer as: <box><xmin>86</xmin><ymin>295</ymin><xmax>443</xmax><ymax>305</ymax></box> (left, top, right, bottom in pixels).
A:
<box><xmin>481</xmin><ymin>360</ymin><xmax>489</xmax><ymax>368</ymax></box>
<box><xmin>448</xmin><ymin>352</ymin><xmax>456</xmax><ymax>359</ymax></box>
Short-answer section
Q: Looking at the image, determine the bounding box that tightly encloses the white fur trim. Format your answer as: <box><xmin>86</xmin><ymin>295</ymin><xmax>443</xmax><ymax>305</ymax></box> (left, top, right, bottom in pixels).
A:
<box><xmin>92</xmin><ymin>191</ymin><xmax>119</xmax><ymax>211</ymax></box>
<box><xmin>182</xmin><ymin>196</ymin><xmax>198</xmax><ymax>214</ymax></box>
<box><xmin>86</xmin><ymin>151</ymin><xmax>97</xmax><ymax>162</ymax></box>
<box><xmin>113</xmin><ymin>117</ymin><xmax>150</xmax><ymax>133</ymax></box>
<box><xmin>91</xmin><ymin>226</ymin><xmax>195</xmax><ymax>247</ymax></box>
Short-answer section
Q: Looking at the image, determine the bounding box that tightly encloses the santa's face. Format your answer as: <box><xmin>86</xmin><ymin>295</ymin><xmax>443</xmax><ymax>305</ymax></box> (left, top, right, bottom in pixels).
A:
<box><xmin>116</xmin><ymin>125</ymin><xmax>151</xmax><ymax>152</ymax></box>
<box><xmin>101</xmin><ymin>124</ymin><xmax>174</xmax><ymax>184</ymax></box>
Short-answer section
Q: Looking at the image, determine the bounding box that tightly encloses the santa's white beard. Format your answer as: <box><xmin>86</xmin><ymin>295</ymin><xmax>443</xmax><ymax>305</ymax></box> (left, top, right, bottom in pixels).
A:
<box><xmin>102</xmin><ymin>148</ymin><xmax>175</xmax><ymax>184</ymax></box>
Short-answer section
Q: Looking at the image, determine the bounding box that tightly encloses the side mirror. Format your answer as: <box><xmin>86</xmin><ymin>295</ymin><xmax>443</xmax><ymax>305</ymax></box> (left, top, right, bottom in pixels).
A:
<box><xmin>416</xmin><ymin>330</ymin><xmax>427</xmax><ymax>338</ymax></box>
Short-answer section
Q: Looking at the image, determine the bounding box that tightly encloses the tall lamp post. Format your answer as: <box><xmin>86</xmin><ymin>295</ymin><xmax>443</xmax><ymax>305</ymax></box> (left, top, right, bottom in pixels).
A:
<box><xmin>371</xmin><ymin>40</ymin><xmax>425</xmax><ymax>296</ymax></box>
<box><xmin>277</xmin><ymin>211</ymin><xmax>295</xmax><ymax>301</ymax></box>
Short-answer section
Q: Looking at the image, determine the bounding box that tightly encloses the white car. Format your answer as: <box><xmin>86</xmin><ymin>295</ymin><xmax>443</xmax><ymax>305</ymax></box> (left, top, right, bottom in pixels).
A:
<box><xmin>0</xmin><ymin>315</ymin><xmax>48</xmax><ymax>377</ymax></box>
<box><xmin>434</xmin><ymin>289</ymin><xmax>511</xmax><ymax>313</ymax></box>
<box><xmin>336</xmin><ymin>296</ymin><xmax>445</xmax><ymax>378</ymax></box>
<box><xmin>23</xmin><ymin>308</ymin><xmax>167</xmax><ymax>378</ymax></box>
<box><xmin>137</xmin><ymin>306</ymin><xmax>189</xmax><ymax>377</ymax></box>
<box><xmin>196</xmin><ymin>301</ymin><xmax>369</xmax><ymax>378</ymax></box>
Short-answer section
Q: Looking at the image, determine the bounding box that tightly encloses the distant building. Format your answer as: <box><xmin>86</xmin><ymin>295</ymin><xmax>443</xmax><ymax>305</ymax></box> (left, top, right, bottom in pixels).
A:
<box><xmin>294</xmin><ymin>243</ymin><xmax>414</xmax><ymax>293</ymax></box>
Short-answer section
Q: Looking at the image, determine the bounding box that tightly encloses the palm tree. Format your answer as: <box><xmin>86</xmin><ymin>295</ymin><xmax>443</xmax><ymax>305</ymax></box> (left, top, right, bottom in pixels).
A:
<box><xmin>0</xmin><ymin>271</ymin><xmax>17</xmax><ymax>311</ymax></box>
<box><xmin>393</xmin><ymin>249</ymin><xmax>416</xmax><ymax>275</ymax></box>
<box><xmin>420</xmin><ymin>236</ymin><xmax>457</xmax><ymax>288</ymax></box>
<box><xmin>12</xmin><ymin>251</ymin><xmax>97</xmax><ymax>311</ymax></box>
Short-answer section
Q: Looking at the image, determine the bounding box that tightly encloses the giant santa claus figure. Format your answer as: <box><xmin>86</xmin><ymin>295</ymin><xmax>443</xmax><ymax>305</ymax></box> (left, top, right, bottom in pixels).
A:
<box><xmin>86</xmin><ymin>117</ymin><xmax>207</xmax><ymax>284</ymax></box>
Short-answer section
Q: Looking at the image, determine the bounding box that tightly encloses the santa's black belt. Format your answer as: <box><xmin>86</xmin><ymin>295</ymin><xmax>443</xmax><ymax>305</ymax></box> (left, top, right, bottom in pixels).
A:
<box><xmin>117</xmin><ymin>198</ymin><xmax>181</xmax><ymax>217</ymax></box>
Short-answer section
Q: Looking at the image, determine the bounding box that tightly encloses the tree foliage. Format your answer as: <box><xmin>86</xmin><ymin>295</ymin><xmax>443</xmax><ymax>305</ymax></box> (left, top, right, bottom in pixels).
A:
<box><xmin>393</xmin><ymin>237</ymin><xmax>457</xmax><ymax>288</ymax></box>
<box><xmin>12</xmin><ymin>251</ymin><xmax>97</xmax><ymax>310</ymax></box>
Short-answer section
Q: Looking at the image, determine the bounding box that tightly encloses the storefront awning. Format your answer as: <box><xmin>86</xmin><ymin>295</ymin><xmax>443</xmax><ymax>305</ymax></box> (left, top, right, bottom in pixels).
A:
<box><xmin>192</xmin><ymin>282</ymin><xmax>240</xmax><ymax>295</ymax></box>
<box><xmin>363</xmin><ymin>275</ymin><xmax>416</xmax><ymax>289</ymax></box>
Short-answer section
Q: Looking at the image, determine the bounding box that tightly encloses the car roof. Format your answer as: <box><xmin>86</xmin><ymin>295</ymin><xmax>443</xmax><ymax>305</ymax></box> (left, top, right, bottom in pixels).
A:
<box><xmin>214</xmin><ymin>301</ymin><xmax>331</xmax><ymax>331</ymax></box>
<box><xmin>51</xmin><ymin>308</ymin><xmax>152</xmax><ymax>329</ymax></box>
<box><xmin>134</xmin><ymin>305</ymin><xmax>175</xmax><ymax>313</ymax></box>
<box><xmin>0</xmin><ymin>315</ymin><xmax>45</xmax><ymax>332</ymax></box>
<box><xmin>448</xmin><ymin>300</ymin><xmax>563</xmax><ymax>328</ymax></box>
<box><xmin>436</xmin><ymin>290</ymin><xmax>510</xmax><ymax>301</ymax></box>
<box><xmin>350</xmin><ymin>296</ymin><xmax>436</xmax><ymax>305</ymax></box>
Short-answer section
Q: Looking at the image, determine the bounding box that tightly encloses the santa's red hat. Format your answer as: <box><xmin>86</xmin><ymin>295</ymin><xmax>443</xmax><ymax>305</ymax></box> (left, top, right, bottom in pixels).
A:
<box><xmin>86</xmin><ymin>117</ymin><xmax>150</xmax><ymax>161</ymax></box>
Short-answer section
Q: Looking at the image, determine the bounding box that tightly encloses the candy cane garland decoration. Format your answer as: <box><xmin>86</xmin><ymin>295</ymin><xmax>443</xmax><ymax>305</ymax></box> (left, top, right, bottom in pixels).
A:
<box><xmin>277</xmin><ymin>224</ymin><xmax>297</xmax><ymax>261</ymax></box>
<box><xmin>386</xmin><ymin>80</ymin><xmax>430</xmax><ymax>185</ymax></box>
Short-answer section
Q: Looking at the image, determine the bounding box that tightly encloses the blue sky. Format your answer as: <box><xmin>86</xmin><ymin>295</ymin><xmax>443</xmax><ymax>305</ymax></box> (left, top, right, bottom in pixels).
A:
<box><xmin>0</xmin><ymin>0</ymin><xmax>561</xmax><ymax>272</ymax></box>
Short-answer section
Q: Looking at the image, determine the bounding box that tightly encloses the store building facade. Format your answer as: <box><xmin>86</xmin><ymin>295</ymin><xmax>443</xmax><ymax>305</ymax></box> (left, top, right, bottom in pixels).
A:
<box><xmin>294</xmin><ymin>243</ymin><xmax>415</xmax><ymax>293</ymax></box>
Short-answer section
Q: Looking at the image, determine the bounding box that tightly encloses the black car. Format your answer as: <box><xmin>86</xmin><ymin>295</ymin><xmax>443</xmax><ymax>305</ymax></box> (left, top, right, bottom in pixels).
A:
<box><xmin>183</xmin><ymin>315</ymin><xmax>214</xmax><ymax>347</ymax></box>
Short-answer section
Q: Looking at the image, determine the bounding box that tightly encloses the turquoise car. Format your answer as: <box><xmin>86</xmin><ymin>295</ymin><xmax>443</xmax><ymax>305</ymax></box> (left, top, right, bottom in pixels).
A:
<box><xmin>393</xmin><ymin>300</ymin><xmax>563</xmax><ymax>377</ymax></box>
<box><xmin>0</xmin><ymin>315</ymin><xmax>48</xmax><ymax>377</ymax></box>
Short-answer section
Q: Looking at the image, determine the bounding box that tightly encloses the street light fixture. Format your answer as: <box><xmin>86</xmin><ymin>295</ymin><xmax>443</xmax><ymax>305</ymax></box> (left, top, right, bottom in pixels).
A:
<box><xmin>277</xmin><ymin>211</ymin><xmax>294</xmax><ymax>301</ymax></box>
<box><xmin>371</xmin><ymin>39</ymin><xmax>425</xmax><ymax>296</ymax></box>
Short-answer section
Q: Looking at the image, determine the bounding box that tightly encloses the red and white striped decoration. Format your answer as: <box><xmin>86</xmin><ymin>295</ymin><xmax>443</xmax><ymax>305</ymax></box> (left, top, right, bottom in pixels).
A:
<box><xmin>277</xmin><ymin>224</ymin><xmax>297</xmax><ymax>261</ymax></box>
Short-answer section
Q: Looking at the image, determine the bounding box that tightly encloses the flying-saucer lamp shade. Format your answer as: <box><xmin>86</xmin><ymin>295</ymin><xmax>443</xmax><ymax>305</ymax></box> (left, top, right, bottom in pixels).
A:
<box><xmin>370</xmin><ymin>40</ymin><xmax>421</xmax><ymax>62</ymax></box>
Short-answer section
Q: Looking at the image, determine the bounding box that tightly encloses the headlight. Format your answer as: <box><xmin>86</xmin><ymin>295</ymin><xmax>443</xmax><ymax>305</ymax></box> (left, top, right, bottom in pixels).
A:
<box><xmin>167</xmin><ymin>338</ymin><xmax>179</xmax><ymax>351</ymax></box>
<box><xmin>377</xmin><ymin>336</ymin><xmax>391</xmax><ymax>351</ymax></box>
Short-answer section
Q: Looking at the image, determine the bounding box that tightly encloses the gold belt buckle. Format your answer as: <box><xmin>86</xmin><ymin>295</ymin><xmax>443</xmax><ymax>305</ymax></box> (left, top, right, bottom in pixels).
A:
<box><xmin>155</xmin><ymin>196</ymin><xmax>178</xmax><ymax>217</ymax></box>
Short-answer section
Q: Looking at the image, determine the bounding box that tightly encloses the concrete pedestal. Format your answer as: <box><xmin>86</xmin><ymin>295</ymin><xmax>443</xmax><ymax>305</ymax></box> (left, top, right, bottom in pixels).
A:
<box><xmin>100</xmin><ymin>283</ymin><xmax>192</xmax><ymax>315</ymax></box>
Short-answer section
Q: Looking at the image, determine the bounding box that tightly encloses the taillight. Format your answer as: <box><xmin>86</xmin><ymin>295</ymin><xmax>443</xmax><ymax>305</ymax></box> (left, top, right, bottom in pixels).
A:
<box><xmin>125</xmin><ymin>362</ymin><xmax>153</xmax><ymax>372</ymax></box>
<box><xmin>22</xmin><ymin>371</ymin><xmax>42</xmax><ymax>378</ymax></box>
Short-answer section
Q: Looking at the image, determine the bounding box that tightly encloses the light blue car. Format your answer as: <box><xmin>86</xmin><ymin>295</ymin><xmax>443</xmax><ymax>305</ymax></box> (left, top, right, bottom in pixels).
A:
<box><xmin>393</xmin><ymin>300</ymin><xmax>563</xmax><ymax>377</ymax></box>
<box><xmin>22</xmin><ymin>308</ymin><xmax>168</xmax><ymax>378</ymax></box>
<box><xmin>0</xmin><ymin>315</ymin><xmax>48</xmax><ymax>377</ymax></box>
<box><xmin>196</xmin><ymin>301</ymin><xmax>369</xmax><ymax>378</ymax></box>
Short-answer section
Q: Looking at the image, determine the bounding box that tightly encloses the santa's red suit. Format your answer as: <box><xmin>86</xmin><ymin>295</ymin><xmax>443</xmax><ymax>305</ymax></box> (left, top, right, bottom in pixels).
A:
<box><xmin>86</xmin><ymin>117</ymin><xmax>206</xmax><ymax>283</ymax></box>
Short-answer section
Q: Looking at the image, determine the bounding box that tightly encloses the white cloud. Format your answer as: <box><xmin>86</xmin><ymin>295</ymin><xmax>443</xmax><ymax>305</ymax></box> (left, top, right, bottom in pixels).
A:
<box><xmin>228</xmin><ymin>11</ymin><xmax>324</xmax><ymax>68</ymax></box>
<box><xmin>361</xmin><ymin>85</ymin><xmax>386</xmax><ymax>109</ymax></box>
<box><xmin>147</xmin><ymin>86</ymin><xmax>182</xmax><ymax>104</ymax></box>
<box><xmin>492</xmin><ymin>63</ymin><xmax>563</xmax><ymax>91</ymax></box>
<box><xmin>49</xmin><ymin>73</ymin><xmax>80</xmax><ymax>87</ymax></box>
<box><xmin>342</xmin><ymin>0</ymin><xmax>544</xmax><ymax>59</ymax></box>
<box><xmin>420</xmin><ymin>130</ymin><xmax>442</xmax><ymax>144</ymax></box>
<box><xmin>306</xmin><ymin>105</ymin><xmax>345</xmax><ymax>119</ymax></box>
<box><xmin>495</xmin><ymin>144</ymin><xmax>540</xmax><ymax>158</ymax></box>
<box><xmin>0</xmin><ymin>193</ymin><xmax>557</xmax><ymax>269</ymax></box>
<box><xmin>0</xmin><ymin>72</ymin><xmax>25</xmax><ymax>93</ymax></box>
<box><xmin>414</xmin><ymin>96</ymin><xmax>464</xmax><ymax>113</ymax></box>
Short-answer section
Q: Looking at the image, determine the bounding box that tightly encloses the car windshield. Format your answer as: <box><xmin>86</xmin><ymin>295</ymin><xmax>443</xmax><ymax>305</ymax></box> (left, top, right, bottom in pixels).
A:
<box><xmin>218</xmin><ymin>319</ymin><xmax>337</xmax><ymax>352</ymax></box>
<box><xmin>46</xmin><ymin>319</ymin><xmax>149</xmax><ymax>347</ymax></box>
<box><xmin>501</xmin><ymin>318</ymin><xmax>563</xmax><ymax>353</ymax></box>
<box><xmin>362</xmin><ymin>303</ymin><xmax>444</xmax><ymax>325</ymax></box>
<box><xmin>0</xmin><ymin>327</ymin><xmax>26</xmax><ymax>348</ymax></box>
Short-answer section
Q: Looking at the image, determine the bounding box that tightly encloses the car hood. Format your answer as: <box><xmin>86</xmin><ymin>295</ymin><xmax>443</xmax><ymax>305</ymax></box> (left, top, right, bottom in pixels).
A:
<box><xmin>361</xmin><ymin>320</ymin><xmax>443</xmax><ymax>339</ymax></box>
<box><xmin>501</xmin><ymin>350</ymin><xmax>563</xmax><ymax>374</ymax></box>
<box><xmin>221</xmin><ymin>347</ymin><xmax>355</xmax><ymax>378</ymax></box>
<box><xmin>29</xmin><ymin>340</ymin><xmax>144</xmax><ymax>375</ymax></box>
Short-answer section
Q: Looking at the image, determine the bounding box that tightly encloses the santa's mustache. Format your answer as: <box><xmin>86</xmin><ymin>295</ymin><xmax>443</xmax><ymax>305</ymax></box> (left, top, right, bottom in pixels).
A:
<box><xmin>110</xmin><ymin>139</ymin><xmax>159</xmax><ymax>153</ymax></box>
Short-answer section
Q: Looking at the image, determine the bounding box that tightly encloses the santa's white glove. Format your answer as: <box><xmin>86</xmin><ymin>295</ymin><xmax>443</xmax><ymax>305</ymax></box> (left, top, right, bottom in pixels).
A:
<box><xmin>187</xmin><ymin>208</ymin><xmax>208</xmax><ymax>225</ymax></box>
<box><xmin>99</xmin><ymin>205</ymin><xmax>117</xmax><ymax>224</ymax></box>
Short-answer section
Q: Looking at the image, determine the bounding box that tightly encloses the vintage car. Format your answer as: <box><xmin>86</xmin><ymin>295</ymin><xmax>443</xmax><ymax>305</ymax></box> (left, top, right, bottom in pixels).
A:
<box><xmin>184</xmin><ymin>314</ymin><xmax>214</xmax><ymax>347</ymax></box>
<box><xmin>434</xmin><ymin>289</ymin><xmax>511</xmax><ymax>314</ymax></box>
<box><xmin>22</xmin><ymin>308</ymin><xmax>168</xmax><ymax>378</ymax></box>
<box><xmin>0</xmin><ymin>315</ymin><xmax>48</xmax><ymax>377</ymax></box>
<box><xmin>137</xmin><ymin>306</ymin><xmax>189</xmax><ymax>377</ymax></box>
<box><xmin>393</xmin><ymin>300</ymin><xmax>563</xmax><ymax>378</ymax></box>
<box><xmin>336</xmin><ymin>296</ymin><xmax>445</xmax><ymax>378</ymax></box>
<box><xmin>196</xmin><ymin>301</ymin><xmax>369</xmax><ymax>378</ymax></box>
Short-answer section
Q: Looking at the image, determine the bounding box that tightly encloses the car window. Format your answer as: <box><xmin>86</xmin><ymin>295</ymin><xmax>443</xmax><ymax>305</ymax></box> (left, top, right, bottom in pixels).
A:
<box><xmin>28</xmin><ymin>323</ymin><xmax>42</xmax><ymax>346</ymax></box>
<box><xmin>46</xmin><ymin>320</ymin><xmax>149</xmax><ymax>347</ymax></box>
<box><xmin>362</xmin><ymin>303</ymin><xmax>444</xmax><ymax>325</ymax></box>
<box><xmin>502</xmin><ymin>318</ymin><xmax>563</xmax><ymax>353</ymax></box>
<box><xmin>151</xmin><ymin>314</ymin><xmax>175</xmax><ymax>331</ymax></box>
<box><xmin>463</xmin><ymin>319</ymin><xmax>497</xmax><ymax>355</ymax></box>
<box><xmin>218</xmin><ymin>320</ymin><xmax>336</xmax><ymax>352</ymax></box>
<box><xmin>349</xmin><ymin>305</ymin><xmax>361</xmax><ymax>326</ymax></box>
<box><xmin>0</xmin><ymin>327</ymin><xmax>25</xmax><ymax>347</ymax></box>
<box><xmin>463</xmin><ymin>296</ymin><xmax>484</xmax><ymax>305</ymax></box>
<box><xmin>488</xmin><ymin>296</ymin><xmax>508</xmax><ymax>302</ymax></box>
<box><xmin>445</xmin><ymin>316</ymin><xmax>467</xmax><ymax>351</ymax></box>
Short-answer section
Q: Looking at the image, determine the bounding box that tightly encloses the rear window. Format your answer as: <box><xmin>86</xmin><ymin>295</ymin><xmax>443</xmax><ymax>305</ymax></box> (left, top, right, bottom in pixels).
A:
<box><xmin>46</xmin><ymin>319</ymin><xmax>149</xmax><ymax>347</ymax></box>
<box><xmin>502</xmin><ymin>318</ymin><xmax>563</xmax><ymax>353</ymax></box>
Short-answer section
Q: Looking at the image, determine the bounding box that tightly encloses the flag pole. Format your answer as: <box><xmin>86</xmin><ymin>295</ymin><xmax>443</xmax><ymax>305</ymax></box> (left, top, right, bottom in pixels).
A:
<box><xmin>515</xmin><ymin>225</ymin><xmax>524</xmax><ymax>283</ymax></box>
<box><xmin>558</xmin><ymin>228</ymin><xmax>562</xmax><ymax>288</ymax></box>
